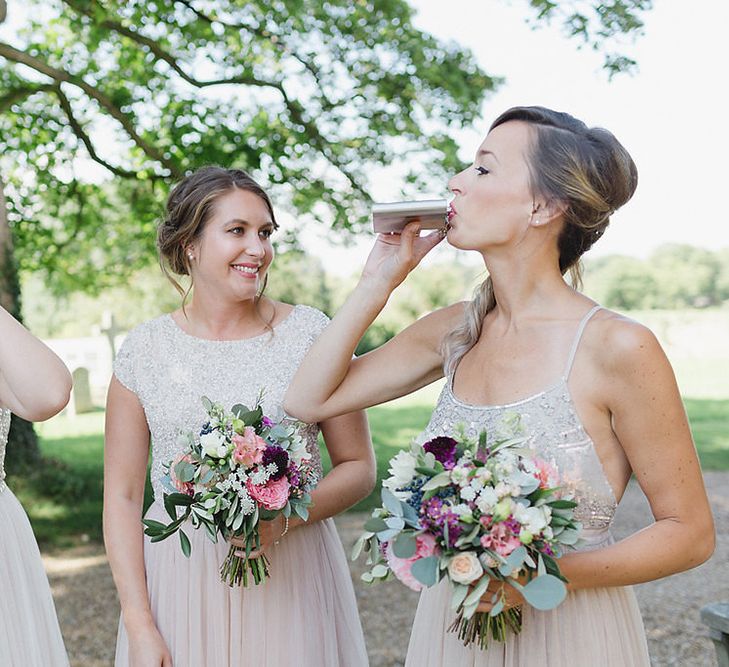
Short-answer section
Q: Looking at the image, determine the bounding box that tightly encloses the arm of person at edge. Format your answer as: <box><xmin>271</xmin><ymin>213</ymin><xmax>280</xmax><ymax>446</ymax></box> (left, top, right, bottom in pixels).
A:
<box><xmin>231</xmin><ymin>409</ymin><xmax>377</xmax><ymax>555</ymax></box>
<box><xmin>0</xmin><ymin>305</ymin><xmax>71</xmax><ymax>420</ymax></box>
<box><xmin>283</xmin><ymin>222</ymin><xmax>454</xmax><ymax>423</ymax></box>
<box><xmin>104</xmin><ymin>378</ymin><xmax>173</xmax><ymax>667</ymax></box>
<box><xmin>476</xmin><ymin>319</ymin><xmax>715</xmax><ymax>612</ymax></box>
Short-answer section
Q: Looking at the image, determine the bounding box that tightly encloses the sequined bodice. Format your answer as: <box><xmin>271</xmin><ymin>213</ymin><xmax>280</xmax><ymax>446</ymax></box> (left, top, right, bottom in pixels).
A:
<box><xmin>114</xmin><ymin>305</ymin><xmax>329</xmax><ymax>503</ymax></box>
<box><xmin>0</xmin><ymin>407</ymin><xmax>11</xmax><ymax>492</ymax></box>
<box><xmin>423</xmin><ymin>379</ymin><xmax>617</xmax><ymax>532</ymax></box>
<box><xmin>423</xmin><ymin>306</ymin><xmax>617</xmax><ymax>535</ymax></box>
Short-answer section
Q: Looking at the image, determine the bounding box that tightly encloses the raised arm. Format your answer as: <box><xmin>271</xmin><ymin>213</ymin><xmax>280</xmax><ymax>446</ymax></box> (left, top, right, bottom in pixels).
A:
<box><xmin>0</xmin><ymin>305</ymin><xmax>71</xmax><ymax>420</ymax></box>
<box><xmin>104</xmin><ymin>377</ymin><xmax>172</xmax><ymax>665</ymax></box>
<box><xmin>284</xmin><ymin>224</ymin><xmax>452</xmax><ymax>422</ymax></box>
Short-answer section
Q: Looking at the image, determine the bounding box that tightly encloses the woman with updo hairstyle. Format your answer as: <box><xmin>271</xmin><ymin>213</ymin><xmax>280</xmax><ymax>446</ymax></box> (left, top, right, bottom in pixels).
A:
<box><xmin>285</xmin><ymin>107</ymin><xmax>715</xmax><ymax>665</ymax></box>
<box><xmin>104</xmin><ymin>166</ymin><xmax>372</xmax><ymax>666</ymax></box>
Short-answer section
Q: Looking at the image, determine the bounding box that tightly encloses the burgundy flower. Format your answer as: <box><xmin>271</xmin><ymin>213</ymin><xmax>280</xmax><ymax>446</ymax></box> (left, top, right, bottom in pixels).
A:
<box><xmin>423</xmin><ymin>436</ymin><xmax>458</xmax><ymax>470</ymax></box>
<box><xmin>262</xmin><ymin>445</ymin><xmax>289</xmax><ymax>480</ymax></box>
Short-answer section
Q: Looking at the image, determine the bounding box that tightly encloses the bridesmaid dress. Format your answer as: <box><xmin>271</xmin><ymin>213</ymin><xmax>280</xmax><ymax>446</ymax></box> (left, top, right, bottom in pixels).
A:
<box><xmin>406</xmin><ymin>306</ymin><xmax>651</xmax><ymax>666</ymax></box>
<box><xmin>112</xmin><ymin>305</ymin><xmax>369</xmax><ymax>666</ymax></box>
<box><xmin>0</xmin><ymin>407</ymin><xmax>69</xmax><ymax>666</ymax></box>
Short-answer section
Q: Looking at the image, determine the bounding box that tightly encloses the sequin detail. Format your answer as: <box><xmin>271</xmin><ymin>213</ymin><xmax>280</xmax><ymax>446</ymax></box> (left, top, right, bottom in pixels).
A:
<box><xmin>0</xmin><ymin>407</ymin><xmax>11</xmax><ymax>493</ymax></box>
<box><xmin>113</xmin><ymin>305</ymin><xmax>329</xmax><ymax>503</ymax></box>
<box><xmin>422</xmin><ymin>378</ymin><xmax>618</xmax><ymax>532</ymax></box>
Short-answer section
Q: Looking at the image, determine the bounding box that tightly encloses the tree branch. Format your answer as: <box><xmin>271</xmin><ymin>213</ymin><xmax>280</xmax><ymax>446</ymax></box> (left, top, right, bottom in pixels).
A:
<box><xmin>52</xmin><ymin>84</ymin><xmax>147</xmax><ymax>180</ymax></box>
<box><xmin>0</xmin><ymin>41</ymin><xmax>183</xmax><ymax>178</ymax></box>
<box><xmin>62</xmin><ymin>0</ymin><xmax>284</xmax><ymax>90</ymax></box>
<box><xmin>0</xmin><ymin>83</ymin><xmax>55</xmax><ymax>113</ymax></box>
<box><xmin>0</xmin><ymin>1</ymin><xmax>7</xmax><ymax>26</ymax></box>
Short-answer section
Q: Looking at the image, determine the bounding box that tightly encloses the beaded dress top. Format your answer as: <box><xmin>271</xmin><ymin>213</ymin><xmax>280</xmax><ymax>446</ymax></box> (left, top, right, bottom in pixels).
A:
<box><xmin>0</xmin><ymin>407</ymin><xmax>10</xmax><ymax>492</ymax></box>
<box><xmin>113</xmin><ymin>305</ymin><xmax>329</xmax><ymax>503</ymax></box>
<box><xmin>422</xmin><ymin>305</ymin><xmax>617</xmax><ymax>536</ymax></box>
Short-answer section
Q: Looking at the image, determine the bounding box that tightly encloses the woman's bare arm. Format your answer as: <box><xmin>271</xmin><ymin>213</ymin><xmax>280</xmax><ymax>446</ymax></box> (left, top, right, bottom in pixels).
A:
<box><xmin>0</xmin><ymin>306</ymin><xmax>71</xmax><ymax>420</ymax></box>
<box><xmin>104</xmin><ymin>377</ymin><xmax>172</xmax><ymax>664</ymax></box>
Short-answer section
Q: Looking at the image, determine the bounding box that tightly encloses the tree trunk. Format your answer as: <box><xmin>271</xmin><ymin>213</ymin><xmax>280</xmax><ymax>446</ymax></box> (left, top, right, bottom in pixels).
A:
<box><xmin>0</xmin><ymin>174</ymin><xmax>41</xmax><ymax>470</ymax></box>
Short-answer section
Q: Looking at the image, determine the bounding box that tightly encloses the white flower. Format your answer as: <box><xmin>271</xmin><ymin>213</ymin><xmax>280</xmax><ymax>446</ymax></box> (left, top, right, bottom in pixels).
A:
<box><xmin>476</xmin><ymin>468</ymin><xmax>492</xmax><ymax>483</ymax></box>
<box><xmin>451</xmin><ymin>503</ymin><xmax>474</xmax><ymax>521</ymax></box>
<box><xmin>382</xmin><ymin>450</ymin><xmax>417</xmax><ymax>497</ymax></box>
<box><xmin>514</xmin><ymin>504</ymin><xmax>550</xmax><ymax>535</ymax></box>
<box><xmin>476</xmin><ymin>487</ymin><xmax>499</xmax><ymax>513</ymax></box>
<box><xmin>460</xmin><ymin>485</ymin><xmax>477</xmax><ymax>502</ymax></box>
<box><xmin>450</xmin><ymin>465</ymin><xmax>470</xmax><ymax>487</ymax></box>
<box><xmin>200</xmin><ymin>431</ymin><xmax>229</xmax><ymax>459</ymax></box>
<box><xmin>494</xmin><ymin>481</ymin><xmax>512</xmax><ymax>499</ymax></box>
<box><xmin>448</xmin><ymin>552</ymin><xmax>483</xmax><ymax>585</ymax></box>
<box><xmin>237</xmin><ymin>489</ymin><xmax>256</xmax><ymax>515</ymax></box>
<box><xmin>249</xmin><ymin>467</ymin><xmax>271</xmax><ymax>485</ymax></box>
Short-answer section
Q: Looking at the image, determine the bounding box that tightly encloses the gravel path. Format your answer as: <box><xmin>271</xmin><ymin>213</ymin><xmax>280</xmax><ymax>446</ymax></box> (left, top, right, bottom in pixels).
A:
<box><xmin>45</xmin><ymin>471</ymin><xmax>728</xmax><ymax>666</ymax></box>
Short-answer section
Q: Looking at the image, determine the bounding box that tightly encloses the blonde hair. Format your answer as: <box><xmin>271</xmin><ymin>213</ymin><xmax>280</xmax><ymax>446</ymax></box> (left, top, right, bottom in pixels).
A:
<box><xmin>443</xmin><ymin>106</ymin><xmax>638</xmax><ymax>375</ymax></box>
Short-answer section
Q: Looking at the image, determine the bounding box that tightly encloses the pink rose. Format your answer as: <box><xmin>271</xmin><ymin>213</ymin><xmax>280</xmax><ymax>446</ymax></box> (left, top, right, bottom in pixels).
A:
<box><xmin>170</xmin><ymin>453</ymin><xmax>194</xmax><ymax>496</ymax></box>
<box><xmin>246</xmin><ymin>475</ymin><xmax>291</xmax><ymax>510</ymax></box>
<box><xmin>480</xmin><ymin>521</ymin><xmax>521</xmax><ymax>557</ymax></box>
<box><xmin>385</xmin><ymin>533</ymin><xmax>437</xmax><ymax>592</ymax></box>
<box><xmin>533</xmin><ymin>457</ymin><xmax>559</xmax><ymax>490</ymax></box>
<box><xmin>232</xmin><ymin>427</ymin><xmax>266</xmax><ymax>467</ymax></box>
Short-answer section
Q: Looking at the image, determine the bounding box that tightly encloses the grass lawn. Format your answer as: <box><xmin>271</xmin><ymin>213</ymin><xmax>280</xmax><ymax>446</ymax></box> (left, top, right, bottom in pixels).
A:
<box><xmin>8</xmin><ymin>397</ymin><xmax>728</xmax><ymax>547</ymax></box>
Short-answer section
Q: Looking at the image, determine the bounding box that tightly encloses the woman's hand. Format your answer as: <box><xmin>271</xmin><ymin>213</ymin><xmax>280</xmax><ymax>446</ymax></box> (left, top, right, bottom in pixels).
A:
<box><xmin>230</xmin><ymin>514</ymin><xmax>289</xmax><ymax>557</ymax></box>
<box><xmin>475</xmin><ymin>577</ymin><xmax>525</xmax><ymax>614</ymax></box>
<box><xmin>360</xmin><ymin>222</ymin><xmax>444</xmax><ymax>292</ymax></box>
<box><xmin>128</xmin><ymin>624</ymin><xmax>173</xmax><ymax>667</ymax></box>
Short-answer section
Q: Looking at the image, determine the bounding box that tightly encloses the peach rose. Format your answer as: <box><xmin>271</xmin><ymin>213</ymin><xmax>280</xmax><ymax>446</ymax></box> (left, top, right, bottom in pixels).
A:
<box><xmin>447</xmin><ymin>551</ymin><xmax>483</xmax><ymax>585</ymax></box>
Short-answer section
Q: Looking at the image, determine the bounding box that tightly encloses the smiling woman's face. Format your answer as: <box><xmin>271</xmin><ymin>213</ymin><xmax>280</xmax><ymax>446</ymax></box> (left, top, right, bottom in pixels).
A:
<box><xmin>446</xmin><ymin>120</ymin><xmax>536</xmax><ymax>252</ymax></box>
<box><xmin>189</xmin><ymin>188</ymin><xmax>276</xmax><ymax>303</ymax></box>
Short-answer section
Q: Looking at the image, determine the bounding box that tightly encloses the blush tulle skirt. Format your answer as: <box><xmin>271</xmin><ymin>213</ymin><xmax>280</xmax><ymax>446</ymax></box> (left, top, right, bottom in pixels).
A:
<box><xmin>114</xmin><ymin>501</ymin><xmax>368</xmax><ymax>667</ymax></box>
<box><xmin>0</xmin><ymin>487</ymin><xmax>69</xmax><ymax>667</ymax></box>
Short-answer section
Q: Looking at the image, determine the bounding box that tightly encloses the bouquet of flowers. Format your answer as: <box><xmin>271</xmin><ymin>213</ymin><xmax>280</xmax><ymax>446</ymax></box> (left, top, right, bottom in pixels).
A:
<box><xmin>353</xmin><ymin>420</ymin><xmax>581</xmax><ymax>649</ymax></box>
<box><xmin>143</xmin><ymin>396</ymin><xmax>315</xmax><ymax>587</ymax></box>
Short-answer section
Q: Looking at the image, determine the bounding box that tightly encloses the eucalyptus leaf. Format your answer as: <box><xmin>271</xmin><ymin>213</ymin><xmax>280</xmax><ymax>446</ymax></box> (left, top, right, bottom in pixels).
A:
<box><xmin>351</xmin><ymin>534</ymin><xmax>368</xmax><ymax>561</ymax></box>
<box><xmin>361</xmin><ymin>572</ymin><xmax>374</xmax><ymax>584</ymax></box>
<box><xmin>401</xmin><ymin>502</ymin><xmax>421</xmax><ymax>529</ymax></box>
<box><xmin>489</xmin><ymin>598</ymin><xmax>505</xmax><ymax>617</ymax></box>
<box><xmin>463</xmin><ymin>575</ymin><xmax>491</xmax><ymax>607</ymax></box>
<box><xmin>384</xmin><ymin>516</ymin><xmax>405</xmax><ymax>531</ymax></box>
<box><xmin>201</xmin><ymin>396</ymin><xmax>213</xmax><ymax>412</ymax></box>
<box><xmin>411</xmin><ymin>556</ymin><xmax>439</xmax><ymax>587</ymax></box>
<box><xmin>450</xmin><ymin>583</ymin><xmax>470</xmax><ymax>611</ymax></box>
<box><xmin>392</xmin><ymin>532</ymin><xmax>417</xmax><ymax>559</ymax></box>
<box><xmin>521</xmin><ymin>574</ymin><xmax>567</xmax><ymax>610</ymax></box>
<box><xmin>381</xmin><ymin>488</ymin><xmax>404</xmax><ymax>517</ymax></box>
<box><xmin>372</xmin><ymin>564</ymin><xmax>389</xmax><ymax>578</ymax></box>
<box><xmin>421</xmin><ymin>471</ymin><xmax>451</xmax><ymax>491</ymax></box>
<box><xmin>293</xmin><ymin>504</ymin><xmax>309</xmax><ymax>521</ymax></box>
<box><xmin>558</xmin><ymin>528</ymin><xmax>581</xmax><ymax>545</ymax></box>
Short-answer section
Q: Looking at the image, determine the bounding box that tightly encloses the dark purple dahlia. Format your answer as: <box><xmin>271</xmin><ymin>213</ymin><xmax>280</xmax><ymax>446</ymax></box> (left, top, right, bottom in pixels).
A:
<box><xmin>262</xmin><ymin>445</ymin><xmax>289</xmax><ymax>480</ymax></box>
<box><xmin>423</xmin><ymin>436</ymin><xmax>458</xmax><ymax>469</ymax></box>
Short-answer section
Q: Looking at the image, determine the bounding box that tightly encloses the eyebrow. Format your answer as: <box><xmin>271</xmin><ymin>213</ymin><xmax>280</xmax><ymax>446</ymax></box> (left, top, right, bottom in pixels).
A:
<box><xmin>224</xmin><ymin>218</ymin><xmax>275</xmax><ymax>228</ymax></box>
<box><xmin>477</xmin><ymin>149</ymin><xmax>499</xmax><ymax>163</ymax></box>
